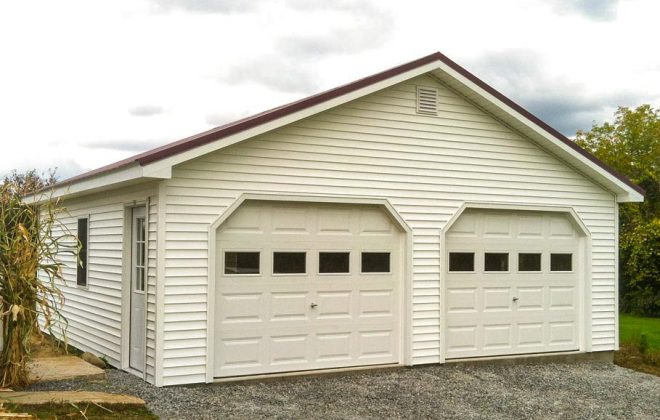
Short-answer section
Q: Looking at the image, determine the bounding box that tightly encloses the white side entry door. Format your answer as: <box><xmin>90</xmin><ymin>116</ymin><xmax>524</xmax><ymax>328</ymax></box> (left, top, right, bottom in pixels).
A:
<box><xmin>129</xmin><ymin>207</ymin><xmax>146</xmax><ymax>372</ymax></box>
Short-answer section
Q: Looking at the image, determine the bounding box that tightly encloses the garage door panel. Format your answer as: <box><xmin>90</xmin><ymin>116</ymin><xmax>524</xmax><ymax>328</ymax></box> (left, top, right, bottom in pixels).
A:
<box><xmin>315</xmin><ymin>291</ymin><xmax>352</xmax><ymax>319</ymax></box>
<box><xmin>218</xmin><ymin>336</ymin><xmax>263</xmax><ymax>370</ymax></box>
<box><xmin>549</xmin><ymin>287</ymin><xmax>576</xmax><ymax>309</ymax></box>
<box><xmin>517</xmin><ymin>215</ymin><xmax>544</xmax><ymax>238</ymax></box>
<box><xmin>446</xmin><ymin>209</ymin><xmax>580</xmax><ymax>359</ymax></box>
<box><xmin>317</xmin><ymin>208</ymin><xmax>352</xmax><ymax>234</ymax></box>
<box><xmin>549</xmin><ymin>322</ymin><xmax>576</xmax><ymax>345</ymax></box>
<box><xmin>358</xmin><ymin>330</ymin><xmax>395</xmax><ymax>359</ymax></box>
<box><xmin>516</xmin><ymin>287</ymin><xmax>544</xmax><ymax>310</ymax></box>
<box><xmin>359</xmin><ymin>290</ymin><xmax>395</xmax><ymax>317</ymax></box>
<box><xmin>270</xmin><ymin>292</ymin><xmax>310</xmax><ymax>321</ymax></box>
<box><xmin>316</xmin><ymin>332</ymin><xmax>352</xmax><ymax>361</ymax></box>
<box><xmin>216</xmin><ymin>201</ymin><xmax>402</xmax><ymax>378</ymax></box>
<box><xmin>483</xmin><ymin>287</ymin><xmax>513</xmax><ymax>311</ymax></box>
<box><xmin>483</xmin><ymin>324</ymin><xmax>513</xmax><ymax>350</ymax></box>
<box><xmin>446</xmin><ymin>288</ymin><xmax>477</xmax><ymax>313</ymax></box>
<box><xmin>517</xmin><ymin>323</ymin><xmax>544</xmax><ymax>347</ymax></box>
<box><xmin>270</xmin><ymin>334</ymin><xmax>310</xmax><ymax>365</ymax></box>
<box><xmin>483</xmin><ymin>214</ymin><xmax>512</xmax><ymax>237</ymax></box>
<box><xmin>446</xmin><ymin>326</ymin><xmax>478</xmax><ymax>353</ymax></box>
<box><xmin>219</xmin><ymin>293</ymin><xmax>263</xmax><ymax>324</ymax></box>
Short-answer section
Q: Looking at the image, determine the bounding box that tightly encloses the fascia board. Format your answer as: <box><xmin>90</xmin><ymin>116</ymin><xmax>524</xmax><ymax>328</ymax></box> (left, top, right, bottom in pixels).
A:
<box><xmin>23</xmin><ymin>163</ymin><xmax>166</xmax><ymax>204</ymax></box>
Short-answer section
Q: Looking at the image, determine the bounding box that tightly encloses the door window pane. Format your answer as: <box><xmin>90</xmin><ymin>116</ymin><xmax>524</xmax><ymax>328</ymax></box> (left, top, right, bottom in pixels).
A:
<box><xmin>449</xmin><ymin>252</ymin><xmax>474</xmax><ymax>272</ymax></box>
<box><xmin>518</xmin><ymin>253</ymin><xmax>541</xmax><ymax>272</ymax></box>
<box><xmin>273</xmin><ymin>252</ymin><xmax>306</xmax><ymax>274</ymax></box>
<box><xmin>485</xmin><ymin>253</ymin><xmax>509</xmax><ymax>271</ymax></box>
<box><xmin>551</xmin><ymin>253</ymin><xmax>572</xmax><ymax>271</ymax></box>
<box><xmin>225</xmin><ymin>252</ymin><xmax>260</xmax><ymax>274</ymax></box>
<box><xmin>361</xmin><ymin>252</ymin><xmax>390</xmax><ymax>273</ymax></box>
<box><xmin>319</xmin><ymin>252</ymin><xmax>350</xmax><ymax>273</ymax></box>
<box><xmin>76</xmin><ymin>218</ymin><xmax>88</xmax><ymax>286</ymax></box>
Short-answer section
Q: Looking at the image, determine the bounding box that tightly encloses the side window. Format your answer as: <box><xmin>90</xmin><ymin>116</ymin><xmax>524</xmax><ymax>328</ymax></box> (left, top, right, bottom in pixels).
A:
<box><xmin>449</xmin><ymin>252</ymin><xmax>474</xmax><ymax>272</ymax></box>
<box><xmin>518</xmin><ymin>253</ymin><xmax>541</xmax><ymax>272</ymax></box>
<box><xmin>484</xmin><ymin>253</ymin><xmax>509</xmax><ymax>272</ymax></box>
<box><xmin>361</xmin><ymin>252</ymin><xmax>390</xmax><ymax>273</ymax></box>
<box><xmin>225</xmin><ymin>252</ymin><xmax>260</xmax><ymax>274</ymax></box>
<box><xmin>76</xmin><ymin>217</ymin><xmax>88</xmax><ymax>286</ymax></box>
<box><xmin>319</xmin><ymin>252</ymin><xmax>350</xmax><ymax>274</ymax></box>
<box><xmin>273</xmin><ymin>252</ymin><xmax>306</xmax><ymax>274</ymax></box>
<box><xmin>550</xmin><ymin>253</ymin><xmax>572</xmax><ymax>271</ymax></box>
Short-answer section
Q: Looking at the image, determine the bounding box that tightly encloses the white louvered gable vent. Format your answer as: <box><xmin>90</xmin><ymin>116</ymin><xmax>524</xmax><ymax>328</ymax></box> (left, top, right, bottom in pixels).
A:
<box><xmin>416</xmin><ymin>86</ymin><xmax>438</xmax><ymax>115</ymax></box>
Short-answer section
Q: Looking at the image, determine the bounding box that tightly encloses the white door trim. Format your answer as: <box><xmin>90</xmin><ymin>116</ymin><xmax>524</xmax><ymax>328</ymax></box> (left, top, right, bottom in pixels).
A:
<box><xmin>205</xmin><ymin>193</ymin><xmax>413</xmax><ymax>383</ymax></box>
<box><xmin>439</xmin><ymin>201</ymin><xmax>592</xmax><ymax>363</ymax></box>
<box><xmin>120</xmin><ymin>202</ymin><xmax>149</xmax><ymax>375</ymax></box>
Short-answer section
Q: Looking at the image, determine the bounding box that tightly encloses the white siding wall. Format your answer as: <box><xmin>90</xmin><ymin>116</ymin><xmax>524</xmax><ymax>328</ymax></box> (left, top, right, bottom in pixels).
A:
<box><xmin>47</xmin><ymin>183</ymin><xmax>158</xmax><ymax>383</ymax></box>
<box><xmin>160</xmin><ymin>74</ymin><xmax>617</xmax><ymax>385</ymax></box>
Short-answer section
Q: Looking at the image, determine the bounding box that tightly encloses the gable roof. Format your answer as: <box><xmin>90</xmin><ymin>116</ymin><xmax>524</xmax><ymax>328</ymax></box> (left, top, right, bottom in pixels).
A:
<box><xmin>34</xmin><ymin>52</ymin><xmax>644</xmax><ymax>203</ymax></box>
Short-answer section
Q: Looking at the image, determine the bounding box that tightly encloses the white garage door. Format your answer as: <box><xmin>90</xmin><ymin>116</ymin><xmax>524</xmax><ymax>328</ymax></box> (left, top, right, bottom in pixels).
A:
<box><xmin>445</xmin><ymin>209</ymin><xmax>581</xmax><ymax>359</ymax></box>
<box><xmin>214</xmin><ymin>201</ymin><xmax>403</xmax><ymax>378</ymax></box>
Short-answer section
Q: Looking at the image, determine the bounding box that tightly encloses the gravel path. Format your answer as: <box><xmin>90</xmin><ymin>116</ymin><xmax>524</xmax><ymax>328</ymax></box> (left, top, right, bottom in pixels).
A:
<box><xmin>26</xmin><ymin>362</ymin><xmax>660</xmax><ymax>419</ymax></box>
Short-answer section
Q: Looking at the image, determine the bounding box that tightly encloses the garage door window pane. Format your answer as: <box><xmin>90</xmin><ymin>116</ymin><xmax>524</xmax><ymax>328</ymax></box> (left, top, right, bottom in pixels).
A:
<box><xmin>449</xmin><ymin>252</ymin><xmax>474</xmax><ymax>272</ymax></box>
<box><xmin>361</xmin><ymin>252</ymin><xmax>390</xmax><ymax>273</ymax></box>
<box><xmin>225</xmin><ymin>252</ymin><xmax>260</xmax><ymax>274</ymax></box>
<box><xmin>518</xmin><ymin>253</ymin><xmax>541</xmax><ymax>272</ymax></box>
<box><xmin>551</xmin><ymin>253</ymin><xmax>572</xmax><ymax>271</ymax></box>
<box><xmin>485</xmin><ymin>253</ymin><xmax>509</xmax><ymax>271</ymax></box>
<box><xmin>319</xmin><ymin>252</ymin><xmax>350</xmax><ymax>273</ymax></box>
<box><xmin>273</xmin><ymin>252</ymin><xmax>306</xmax><ymax>274</ymax></box>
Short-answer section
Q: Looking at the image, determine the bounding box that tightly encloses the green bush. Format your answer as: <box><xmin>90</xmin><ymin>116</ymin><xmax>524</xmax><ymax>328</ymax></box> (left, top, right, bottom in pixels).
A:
<box><xmin>620</xmin><ymin>218</ymin><xmax>660</xmax><ymax>316</ymax></box>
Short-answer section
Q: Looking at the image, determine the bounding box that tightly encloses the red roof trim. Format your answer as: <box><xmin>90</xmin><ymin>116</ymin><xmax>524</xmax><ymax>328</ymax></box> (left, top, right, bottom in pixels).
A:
<box><xmin>54</xmin><ymin>52</ymin><xmax>643</xmax><ymax>195</ymax></box>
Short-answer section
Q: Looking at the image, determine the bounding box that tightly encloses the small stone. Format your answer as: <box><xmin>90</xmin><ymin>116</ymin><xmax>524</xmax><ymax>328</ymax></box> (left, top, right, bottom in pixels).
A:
<box><xmin>80</xmin><ymin>352</ymin><xmax>106</xmax><ymax>369</ymax></box>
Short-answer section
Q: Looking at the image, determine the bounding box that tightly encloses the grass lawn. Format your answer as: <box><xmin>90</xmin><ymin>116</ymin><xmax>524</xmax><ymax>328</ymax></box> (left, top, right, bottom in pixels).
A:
<box><xmin>615</xmin><ymin>313</ymin><xmax>660</xmax><ymax>376</ymax></box>
<box><xmin>619</xmin><ymin>314</ymin><xmax>660</xmax><ymax>350</ymax></box>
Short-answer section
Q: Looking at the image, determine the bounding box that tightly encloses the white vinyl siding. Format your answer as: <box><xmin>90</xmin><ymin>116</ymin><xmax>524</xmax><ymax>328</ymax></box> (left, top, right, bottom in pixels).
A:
<box><xmin>45</xmin><ymin>183</ymin><xmax>158</xmax><ymax>383</ymax></box>
<box><xmin>159</xmin><ymin>74</ymin><xmax>616</xmax><ymax>385</ymax></box>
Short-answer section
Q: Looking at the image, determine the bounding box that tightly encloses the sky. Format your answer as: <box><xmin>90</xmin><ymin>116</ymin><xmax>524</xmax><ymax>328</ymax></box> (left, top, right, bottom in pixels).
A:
<box><xmin>1</xmin><ymin>0</ymin><xmax>658</xmax><ymax>180</ymax></box>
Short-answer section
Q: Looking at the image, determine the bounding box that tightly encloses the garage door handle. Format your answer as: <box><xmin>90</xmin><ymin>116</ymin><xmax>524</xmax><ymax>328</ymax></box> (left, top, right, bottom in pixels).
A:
<box><xmin>310</xmin><ymin>302</ymin><xmax>318</xmax><ymax>308</ymax></box>
<box><xmin>512</xmin><ymin>297</ymin><xmax>519</xmax><ymax>302</ymax></box>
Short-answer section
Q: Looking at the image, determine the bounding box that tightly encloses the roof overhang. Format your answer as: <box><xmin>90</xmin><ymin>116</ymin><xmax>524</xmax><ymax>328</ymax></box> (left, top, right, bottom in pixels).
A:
<box><xmin>25</xmin><ymin>52</ymin><xmax>643</xmax><ymax>204</ymax></box>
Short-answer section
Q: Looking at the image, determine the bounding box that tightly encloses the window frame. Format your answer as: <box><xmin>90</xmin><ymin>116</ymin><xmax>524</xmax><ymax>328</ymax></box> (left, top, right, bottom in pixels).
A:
<box><xmin>272</xmin><ymin>251</ymin><xmax>307</xmax><ymax>276</ymax></box>
<box><xmin>360</xmin><ymin>251</ymin><xmax>392</xmax><ymax>274</ymax></box>
<box><xmin>76</xmin><ymin>216</ymin><xmax>89</xmax><ymax>288</ymax></box>
<box><xmin>223</xmin><ymin>250</ymin><xmax>262</xmax><ymax>276</ymax></box>
<box><xmin>517</xmin><ymin>252</ymin><xmax>542</xmax><ymax>273</ymax></box>
<box><xmin>484</xmin><ymin>251</ymin><xmax>510</xmax><ymax>273</ymax></box>
<box><xmin>448</xmin><ymin>251</ymin><xmax>476</xmax><ymax>273</ymax></box>
<box><xmin>317</xmin><ymin>251</ymin><xmax>351</xmax><ymax>275</ymax></box>
<box><xmin>550</xmin><ymin>253</ymin><xmax>574</xmax><ymax>272</ymax></box>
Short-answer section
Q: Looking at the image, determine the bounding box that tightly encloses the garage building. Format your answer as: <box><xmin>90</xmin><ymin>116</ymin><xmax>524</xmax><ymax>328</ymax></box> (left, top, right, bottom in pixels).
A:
<box><xmin>30</xmin><ymin>52</ymin><xmax>644</xmax><ymax>386</ymax></box>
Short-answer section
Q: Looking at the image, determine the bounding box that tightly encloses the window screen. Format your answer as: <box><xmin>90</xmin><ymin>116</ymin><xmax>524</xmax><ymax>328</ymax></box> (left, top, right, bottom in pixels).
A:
<box><xmin>551</xmin><ymin>253</ymin><xmax>572</xmax><ymax>271</ymax></box>
<box><xmin>449</xmin><ymin>252</ymin><xmax>474</xmax><ymax>272</ymax></box>
<box><xmin>361</xmin><ymin>252</ymin><xmax>390</xmax><ymax>273</ymax></box>
<box><xmin>518</xmin><ymin>253</ymin><xmax>541</xmax><ymax>272</ymax></box>
<box><xmin>76</xmin><ymin>218</ymin><xmax>88</xmax><ymax>286</ymax></box>
<box><xmin>485</xmin><ymin>253</ymin><xmax>509</xmax><ymax>271</ymax></box>
<box><xmin>225</xmin><ymin>252</ymin><xmax>260</xmax><ymax>274</ymax></box>
<box><xmin>273</xmin><ymin>252</ymin><xmax>306</xmax><ymax>274</ymax></box>
<box><xmin>319</xmin><ymin>252</ymin><xmax>350</xmax><ymax>273</ymax></box>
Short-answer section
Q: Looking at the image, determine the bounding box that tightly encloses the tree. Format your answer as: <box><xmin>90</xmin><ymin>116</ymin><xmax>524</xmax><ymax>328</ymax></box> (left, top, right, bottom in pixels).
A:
<box><xmin>576</xmin><ymin>105</ymin><xmax>660</xmax><ymax>316</ymax></box>
<box><xmin>0</xmin><ymin>169</ymin><xmax>71</xmax><ymax>386</ymax></box>
<box><xmin>2</xmin><ymin>169</ymin><xmax>57</xmax><ymax>198</ymax></box>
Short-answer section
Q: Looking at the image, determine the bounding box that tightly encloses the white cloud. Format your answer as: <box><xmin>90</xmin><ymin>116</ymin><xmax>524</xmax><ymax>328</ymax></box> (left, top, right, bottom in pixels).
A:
<box><xmin>0</xmin><ymin>0</ymin><xmax>658</xmax><ymax>179</ymax></box>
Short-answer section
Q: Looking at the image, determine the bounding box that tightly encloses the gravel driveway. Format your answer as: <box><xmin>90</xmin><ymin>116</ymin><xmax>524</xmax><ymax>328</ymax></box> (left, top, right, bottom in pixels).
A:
<box><xmin>27</xmin><ymin>362</ymin><xmax>660</xmax><ymax>419</ymax></box>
